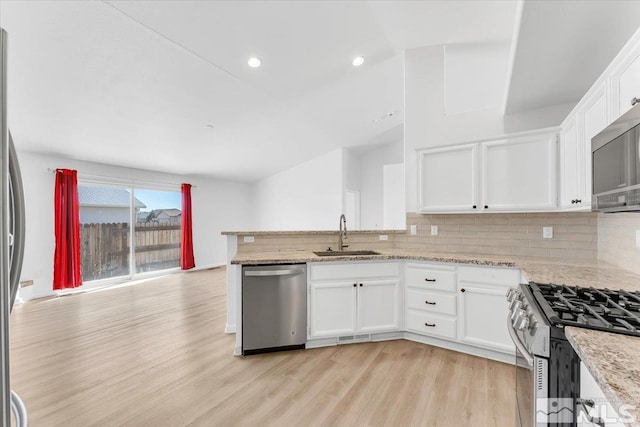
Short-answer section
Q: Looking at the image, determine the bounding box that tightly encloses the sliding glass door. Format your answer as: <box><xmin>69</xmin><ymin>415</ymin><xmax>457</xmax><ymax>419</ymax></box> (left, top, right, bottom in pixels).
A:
<box><xmin>78</xmin><ymin>184</ymin><xmax>132</xmax><ymax>281</ymax></box>
<box><xmin>78</xmin><ymin>183</ymin><xmax>181</xmax><ymax>283</ymax></box>
<box><xmin>134</xmin><ymin>189</ymin><xmax>181</xmax><ymax>274</ymax></box>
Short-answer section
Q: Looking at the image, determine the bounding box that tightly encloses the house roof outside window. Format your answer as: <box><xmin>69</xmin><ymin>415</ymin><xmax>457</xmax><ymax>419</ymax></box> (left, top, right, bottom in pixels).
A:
<box><xmin>78</xmin><ymin>186</ymin><xmax>146</xmax><ymax>209</ymax></box>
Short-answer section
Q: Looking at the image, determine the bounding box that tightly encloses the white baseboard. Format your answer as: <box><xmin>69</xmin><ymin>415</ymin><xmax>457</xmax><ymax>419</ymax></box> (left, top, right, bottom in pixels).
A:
<box><xmin>303</xmin><ymin>331</ymin><xmax>514</xmax><ymax>365</ymax></box>
<box><xmin>403</xmin><ymin>332</ymin><xmax>515</xmax><ymax>365</ymax></box>
<box><xmin>191</xmin><ymin>263</ymin><xmax>225</xmax><ymax>272</ymax></box>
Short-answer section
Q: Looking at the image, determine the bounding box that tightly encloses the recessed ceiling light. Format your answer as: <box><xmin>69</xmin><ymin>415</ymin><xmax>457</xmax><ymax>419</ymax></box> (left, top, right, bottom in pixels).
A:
<box><xmin>248</xmin><ymin>57</ymin><xmax>262</xmax><ymax>68</ymax></box>
<box><xmin>352</xmin><ymin>56</ymin><xmax>365</xmax><ymax>67</ymax></box>
<box><xmin>204</xmin><ymin>124</ymin><xmax>214</xmax><ymax>129</ymax></box>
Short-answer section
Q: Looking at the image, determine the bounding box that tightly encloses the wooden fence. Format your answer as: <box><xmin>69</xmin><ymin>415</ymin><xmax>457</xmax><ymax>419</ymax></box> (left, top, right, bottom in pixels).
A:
<box><xmin>81</xmin><ymin>222</ymin><xmax>181</xmax><ymax>281</ymax></box>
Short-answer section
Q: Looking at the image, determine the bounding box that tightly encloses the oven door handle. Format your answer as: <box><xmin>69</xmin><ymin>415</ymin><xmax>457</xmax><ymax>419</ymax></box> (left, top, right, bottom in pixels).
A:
<box><xmin>507</xmin><ymin>314</ymin><xmax>534</xmax><ymax>365</ymax></box>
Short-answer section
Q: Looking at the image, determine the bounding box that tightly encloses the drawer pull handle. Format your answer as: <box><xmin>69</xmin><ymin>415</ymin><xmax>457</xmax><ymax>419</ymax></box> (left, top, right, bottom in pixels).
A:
<box><xmin>425</xmin><ymin>300</ymin><xmax>436</xmax><ymax>305</ymax></box>
<box><xmin>424</xmin><ymin>278</ymin><xmax>436</xmax><ymax>282</ymax></box>
<box><xmin>460</xmin><ymin>288</ymin><xmax>466</xmax><ymax>293</ymax></box>
<box><xmin>424</xmin><ymin>322</ymin><xmax>436</xmax><ymax>327</ymax></box>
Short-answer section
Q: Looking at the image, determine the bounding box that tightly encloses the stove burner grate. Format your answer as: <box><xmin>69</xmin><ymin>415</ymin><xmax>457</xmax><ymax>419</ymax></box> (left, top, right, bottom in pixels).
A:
<box><xmin>531</xmin><ymin>283</ymin><xmax>640</xmax><ymax>337</ymax></box>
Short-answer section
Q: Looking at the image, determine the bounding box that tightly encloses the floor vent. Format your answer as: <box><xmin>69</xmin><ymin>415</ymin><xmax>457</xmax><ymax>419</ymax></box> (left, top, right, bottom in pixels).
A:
<box><xmin>337</xmin><ymin>334</ymin><xmax>371</xmax><ymax>344</ymax></box>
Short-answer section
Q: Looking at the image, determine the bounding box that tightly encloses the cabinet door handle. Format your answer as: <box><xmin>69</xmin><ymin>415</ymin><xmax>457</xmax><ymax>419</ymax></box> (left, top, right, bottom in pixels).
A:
<box><xmin>359</xmin><ymin>283</ymin><xmax>363</xmax><ymax>287</ymax></box>
<box><xmin>424</xmin><ymin>322</ymin><xmax>436</xmax><ymax>327</ymax></box>
<box><xmin>424</xmin><ymin>278</ymin><xmax>436</xmax><ymax>282</ymax></box>
<box><xmin>484</xmin><ymin>205</ymin><xmax>489</xmax><ymax>209</ymax></box>
<box><xmin>576</xmin><ymin>199</ymin><xmax>581</xmax><ymax>203</ymax></box>
<box><xmin>353</xmin><ymin>283</ymin><xmax>357</xmax><ymax>287</ymax></box>
<box><xmin>460</xmin><ymin>288</ymin><xmax>466</xmax><ymax>293</ymax></box>
<box><xmin>425</xmin><ymin>300</ymin><xmax>436</xmax><ymax>305</ymax></box>
<box><xmin>632</xmin><ymin>97</ymin><xmax>640</xmax><ymax>106</ymax></box>
<box><xmin>472</xmin><ymin>205</ymin><xmax>477</xmax><ymax>209</ymax></box>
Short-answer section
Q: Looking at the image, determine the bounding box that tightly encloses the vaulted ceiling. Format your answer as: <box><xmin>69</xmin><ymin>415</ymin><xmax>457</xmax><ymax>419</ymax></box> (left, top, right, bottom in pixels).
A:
<box><xmin>0</xmin><ymin>1</ymin><xmax>637</xmax><ymax>182</ymax></box>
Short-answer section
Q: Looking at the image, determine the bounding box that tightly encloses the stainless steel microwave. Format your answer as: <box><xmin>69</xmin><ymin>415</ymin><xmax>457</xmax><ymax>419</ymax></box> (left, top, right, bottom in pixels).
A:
<box><xmin>592</xmin><ymin>103</ymin><xmax>640</xmax><ymax>212</ymax></box>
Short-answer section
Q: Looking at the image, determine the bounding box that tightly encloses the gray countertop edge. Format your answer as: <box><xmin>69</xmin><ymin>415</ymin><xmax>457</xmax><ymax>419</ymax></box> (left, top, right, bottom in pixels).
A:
<box><xmin>230</xmin><ymin>252</ymin><xmax>518</xmax><ymax>267</ymax></box>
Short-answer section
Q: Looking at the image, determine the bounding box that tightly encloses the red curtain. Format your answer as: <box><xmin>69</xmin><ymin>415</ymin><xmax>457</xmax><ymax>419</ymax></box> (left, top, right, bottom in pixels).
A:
<box><xmin>53</xmin><ymin>169</ymin><xmax>82</xmax><ymax>290</ymax></box>
<box><xmin>181</xmin><ymin>183</ymin><xmax>195</xmax><ymax>270</ymax></box>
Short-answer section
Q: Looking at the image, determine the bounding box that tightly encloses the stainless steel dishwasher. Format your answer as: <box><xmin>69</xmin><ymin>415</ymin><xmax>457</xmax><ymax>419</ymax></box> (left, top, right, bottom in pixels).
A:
<box><xmin>242</xmin><ymin>264</ymin><xmax>307</xmax><ymax>355</ymax></box>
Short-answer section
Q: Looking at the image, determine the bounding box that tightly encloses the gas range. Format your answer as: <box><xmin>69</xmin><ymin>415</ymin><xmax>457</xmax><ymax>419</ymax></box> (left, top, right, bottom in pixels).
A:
<box><xmin>508</xmin><ymin>282</ymin><xmax>640</xmax><ymax>357</ymax></box>
<box><xmin>530</xmin><ymin>283</ymin><xmax>640</xmax><ymax>337</ymax></box>
<box><xmin>508</xmin><ymin>282</ymin><xmax>640</xmax><ymax>427</ymax></box>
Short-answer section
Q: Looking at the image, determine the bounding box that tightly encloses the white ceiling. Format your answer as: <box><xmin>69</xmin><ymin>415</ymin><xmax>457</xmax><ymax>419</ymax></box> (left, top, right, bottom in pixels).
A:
<box><xmin>505</xmin><ymin>0</ymin><xmax>640</xmax><ymax>114</ymax></box>
<box><xmin>2</xmin><ymin>1</ymin><xmax>635</xmax><ymax>182</ymax></box>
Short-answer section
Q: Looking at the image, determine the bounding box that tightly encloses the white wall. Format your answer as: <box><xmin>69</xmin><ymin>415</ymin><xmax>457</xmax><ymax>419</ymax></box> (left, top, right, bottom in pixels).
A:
<box><xmin>359</xmin><ymin>140</ymin><xmax>404</xmax><ymax>229</ymax></box>
<box><xmin>16</xmin><ymin>150</ymin><xmax>253</xmax><ymax>300</ymax></box>
<box><xmin>444</xmin><ymin>42</ymin><xmax>510</xmax><ymax>115</ymax></box>
<box><xmin>383</xmin><ymin>163</ymin><xmax>405</xmax><ymax>229</ymax></box>
<box><xmin>251</xmin><ymin>148</ymin><xmax>343</xmax><ymax>230</ymax></box>
<box><xmin>404</xmin><ymin>44</ymin><xmax>574</xmax><ymax>212</ymax></box>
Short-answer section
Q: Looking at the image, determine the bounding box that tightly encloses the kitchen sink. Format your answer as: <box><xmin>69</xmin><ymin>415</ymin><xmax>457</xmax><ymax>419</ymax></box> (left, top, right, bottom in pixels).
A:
<box><xmin>313</xmin><ymin>250</ymin><xmax>381</xmax><ymax>257</ymax></box>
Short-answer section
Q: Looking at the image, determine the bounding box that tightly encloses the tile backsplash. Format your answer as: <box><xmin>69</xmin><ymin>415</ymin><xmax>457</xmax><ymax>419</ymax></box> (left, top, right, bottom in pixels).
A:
<box><xmin>236</xmin><ymin>232</ymin><xmax>397</xmax><ymax>253</ymax></box>
<box><xmin>233</xmin><ymin>211</ymin><xmax>640</xmax><ymax>273</ymax></box>
<box><xmin>598</xmin><ymin>212</ymin><xmax>640</xmax><ymax>274</ymax></box>
<box><xmin>236</xmin><ymin>212</ymin><xmax>600</xmax><ymax>262</ymax></box>
<box><xmin>398</xmin><ymin>212</ymin><xmax>598</xmax><ymax>260</ymax></box>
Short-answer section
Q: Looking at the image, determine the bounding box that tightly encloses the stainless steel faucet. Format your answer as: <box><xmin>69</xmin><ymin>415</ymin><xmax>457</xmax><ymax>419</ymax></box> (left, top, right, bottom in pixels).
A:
<box><xmin>338</xmin><ymin>214</ymin><xmax>348</xmax><ymax>252</ymax></box>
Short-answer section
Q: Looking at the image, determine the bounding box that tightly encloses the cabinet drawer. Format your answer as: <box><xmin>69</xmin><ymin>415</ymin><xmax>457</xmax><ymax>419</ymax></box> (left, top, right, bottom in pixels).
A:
<box><xmin>406</xmin><ymin>310</ymin><xmax>456</xmax><ymax>340</ymax></box>
<box><xmin>406</xmin><ymin>265</ymin><xmax>456</xmax><ymax>292</ymax></box>
<box><xmin>457</xmin><ymin>265</ymin><xmax>520</xmax><ymax>286</ymax></box>
<box><xmin>406</xmin><ymin>289</ymin><xmax>456</xmax><ymax>316</ymax></box>
<box><xmin>309</xmin><ymin>261</ymin><xmax>399</xmax><ymax>282</ymax></box>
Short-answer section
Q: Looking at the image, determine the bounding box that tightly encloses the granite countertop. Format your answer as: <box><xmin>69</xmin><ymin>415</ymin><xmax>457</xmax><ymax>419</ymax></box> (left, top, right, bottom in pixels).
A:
<box><xmin>230</xmin><ymin>248</ymin><xmax>640</xmax><ymax>421</ymax></box>
<box><xmin>566</xmin><ymin>327</ymin><xmax>640</xmax><ymax>426</ymax></box>
<box><xmin>231</xmin><ymin>248</ymin><xmax>640</xmax><ymax>290</ymax></box>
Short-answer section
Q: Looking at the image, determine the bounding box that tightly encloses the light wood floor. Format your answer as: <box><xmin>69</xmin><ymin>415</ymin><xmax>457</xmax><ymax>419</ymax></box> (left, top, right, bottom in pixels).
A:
<box><xmin>9</xmin><ymin>267</ymin><xmax>515</xmax><ymax>426</ymax></box>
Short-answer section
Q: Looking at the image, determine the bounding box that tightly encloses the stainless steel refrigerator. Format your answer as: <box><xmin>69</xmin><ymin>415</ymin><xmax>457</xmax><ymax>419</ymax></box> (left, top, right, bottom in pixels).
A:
<box><xmin>0</xmin><ymin>27</ymin><xmax>28</xmax><ymax>427</ymax></box>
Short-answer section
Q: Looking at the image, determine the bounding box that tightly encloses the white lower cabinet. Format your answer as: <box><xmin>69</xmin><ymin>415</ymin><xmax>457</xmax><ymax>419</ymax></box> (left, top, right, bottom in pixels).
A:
<box><xmin>405</xmin><ymin>262</ymin><xmax>458</xmax><ymax>340</ymax></box>
<box><xmin>309</xmin><ymin>259</ymin><xmax>520</xmax><ymax>362</ymax></box>
<box><xmin>308</xmin><ymin>261</ymin><xmax>400</xmax><ymax>339</ymax></box>
<box><xmin>405</xmin><ymin>261</ymin><xmax>518</xmax><ymax>359</ymax></box>
<box><xmin>309</xmin><ymin>281</ymin><xmax>356</xmax><ymax>337</ymax></box>
<box><xmin>405</xmin><ymin>310</ymin><xmax>457</xmax><ymax>340</ymax></box>
<box><xmin>357</xmin><ymin>279</ymin><xmax>400</xmax><ymax>332</ymax></box>
<box><xmin>578</xmin><ymin>362</ymin><xmax>625</xmax><ymax>426</ymax></box>
<box><xmin>457</xmin><ymin>266</ymin><xmax>519</xmax><ymax>353</ymax></box>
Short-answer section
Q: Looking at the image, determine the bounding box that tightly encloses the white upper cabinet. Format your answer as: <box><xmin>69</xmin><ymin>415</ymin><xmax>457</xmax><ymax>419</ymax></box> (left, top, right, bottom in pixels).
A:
<box><xmin>482</xmin><ymin>133</ymin><xmax>557</xmax><ymax>211</ymax></box>
<box><xmin>560</xmin><ymin>82</ymin><xmax>609</xmax><ymax>211</ymax></box>
<box><xmin>578</xmin><ymin>84</ymin><xmax>609</xmax><ymax>201</ymax></box>
<box><xmin>417</xmin><ymin>131</ymin><xmax>557</xmax><ymax>213</ymax></box>
<box><xmin>417</xmin><ymin>144</ymin><xmax>479</xmax><ymax>212</ymax></box>
<box><xmin>611</xmin><ymin>40</ymin><xmax>640</xmax><ymax>119</ymax></box>
<box><xmin>557</xmin><ymin>28</ymin><xmax>640</xmax><ymax>212</ymax></box>
<box><xmin>559</xmin><ymin>116</ymin><xmax>582</xmax><ymax>208</ymax></box>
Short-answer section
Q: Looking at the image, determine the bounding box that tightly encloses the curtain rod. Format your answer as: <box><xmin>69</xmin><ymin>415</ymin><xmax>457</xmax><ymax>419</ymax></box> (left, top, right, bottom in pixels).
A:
<box><xmin>46</xmin><ymin>168</ymin><xmax>197</xmax><ymax>188</ymax></box>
